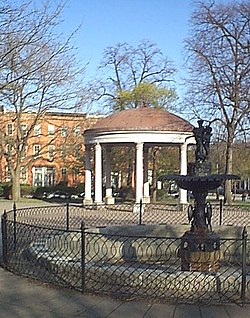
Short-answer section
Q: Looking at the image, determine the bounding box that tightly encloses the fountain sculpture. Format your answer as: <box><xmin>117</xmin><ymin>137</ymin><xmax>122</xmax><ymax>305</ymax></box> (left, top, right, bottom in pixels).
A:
<box><xmin>159</xmin><ymin>120</ymin><xmax>240</xmax><ymax>272</ymax></box>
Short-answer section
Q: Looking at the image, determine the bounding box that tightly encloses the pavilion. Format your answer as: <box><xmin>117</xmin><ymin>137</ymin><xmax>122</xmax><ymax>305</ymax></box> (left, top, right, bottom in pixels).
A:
<box><xmin>83</xmin><ymin>106</ymin><xmax>195</xmax><ymax>205</ymax></box>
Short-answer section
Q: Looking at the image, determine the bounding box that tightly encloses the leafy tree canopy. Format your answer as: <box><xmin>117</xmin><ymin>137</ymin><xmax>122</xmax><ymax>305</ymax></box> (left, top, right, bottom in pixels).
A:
<box><xmin>114</xmin><ymin>82</ymin><xmax>177</xmax><ymax>111</ymax></box>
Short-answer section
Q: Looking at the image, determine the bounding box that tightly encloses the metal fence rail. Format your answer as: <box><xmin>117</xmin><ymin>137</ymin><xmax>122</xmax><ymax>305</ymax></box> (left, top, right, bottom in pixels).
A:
<box><xmin>4</xmin><ymin>201</ymin><xmax>250</xmax><ymax>230</ymax></box>
<box><xmin>1</xmin><ymin>202</ymin><xmax>250</xmax><ymax>304</ymax></box>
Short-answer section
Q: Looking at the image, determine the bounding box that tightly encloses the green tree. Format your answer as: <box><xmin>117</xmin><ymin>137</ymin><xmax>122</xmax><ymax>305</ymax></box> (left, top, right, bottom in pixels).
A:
<box><xmin>184</xmin><ymin>0</ymin><xmax>250</xmax><ymax>204</ymax></box>
<box><xmin>115</xmin><ymin>82</ymin><xmax>176</xmax><ymax>111</ymax></box>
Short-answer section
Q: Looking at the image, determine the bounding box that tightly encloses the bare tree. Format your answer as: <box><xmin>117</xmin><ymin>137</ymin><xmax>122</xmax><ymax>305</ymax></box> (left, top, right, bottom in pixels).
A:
<box><xmin>0</xmin><ymin>1</ymin><xmax>85</xmax><ymax>201</ymax></box>
<box><xmin>184</xmin><ymin>0</ymin><xmax>250</xmax><ymax>204</ymax></box>
<box><xmin>93</xmin><ymin>40</ymin><xmax>176</xmax><ymax>112</ymax></box>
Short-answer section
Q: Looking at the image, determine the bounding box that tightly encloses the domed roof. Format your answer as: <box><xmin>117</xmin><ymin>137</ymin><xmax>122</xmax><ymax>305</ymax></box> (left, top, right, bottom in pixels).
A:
<box><xmin>85</xmin><ymin>107</ymin><xmax>193</xmax><ymax>133</ymax></box>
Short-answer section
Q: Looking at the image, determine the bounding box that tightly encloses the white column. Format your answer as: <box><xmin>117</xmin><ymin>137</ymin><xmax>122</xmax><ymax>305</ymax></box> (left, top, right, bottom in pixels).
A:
<box><xmin>180</xmin><ymin>142</ymin><xmax>188</xmax><ymax>204</ymax></box>
<box><xmin>94</xmin><ymin>143</ymin><xmax>103</xmax><ymax>204</ymax></box>
<box><xmin>83</xmin><ymin>145</ymin><xmax>93</xmax><ymax>205</ymax></box>
<box><xmin>105</xmin><ymin>147</ymin><xmax>114</xmax><ymax>204</ymax></box>
<box><xmin>143</xmin><ymin>146</ymin><xmax>150</xmax><ymax>203</ymax></box>
<box><xmin>135</xmin><ymin>142</ymin><xmax>144</xmax><ymax>203</ymax></box>
<box><xmin>42</xmin><ymin>167</ymin><xmax>45</xmax><ymax>187</ymax></box>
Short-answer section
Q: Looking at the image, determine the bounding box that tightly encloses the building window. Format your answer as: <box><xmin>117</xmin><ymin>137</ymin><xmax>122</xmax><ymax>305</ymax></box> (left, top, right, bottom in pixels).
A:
<box><xmin>61</xmin><ymin>167</ymin><xmax>67</xmax><ymax>183</ymax></box>
<box><xmin>33</xmin><ymin>144</ymin><xmax>40</xmax><ymax>158</ymax></box>
<box><xmin>6</xmin><ymin>144</ymin><xmax>13</xmax><ymax>155</ymax></box>
<box><xmin>34</xmin><ymin>125</ymin><xmax>41</xmax><ymax>136</ymax></box>
<box><xmin>45</xmin><ymin>167</ymin><xmax>55</xmax><ymax>186</ymax></box>
<box><xmin>20</xmin><ymin>144</ymin><xmax>27</xmax><ymax>159</ymax></box>
<box><xmin>21</xmin><ymin>124</ymin><xmax>28</xmax><ymax>137</ymax></box>
<box><xmin>32</xmin><ymin>166</ymin><xmax>56</xmax><ymax>187</ymax></box>
<box><xmin>72</xmin><ymin>167</ymin><xmax>79</xmax><ymax>183</ymax></box>
<box><xmin>7</xmin><ymin>123</ymin><xmax>13</xmax><ymax>135</ymax></box>
<box><xmin>20</xmin><ymin>167</ymin><xmax>28</xmax><ymax>184</ymax></box>
<box><xmin>6</xmin><ymin>165</ymin><xmax>11</xmax><ymax>182</ymax></box>
<box><xmin>48</xmin><ymin>124</ymin><xmax>55</xmax><ymax>135</ymax></box>
<box><xmin>74</xmin><ymin>144</ymin><xmax>82</xmax><ymax>160</ymax></box>
<box><xmin>32</xmin><ymin>167</ymin><xmax>43</xmax><ymax>187</ymax></box>
<box><xmin>61</xmin><ymin>145</ymin><xmax>67</xmax><ymax>159</ymax></box>
<box><xmin>74</xmin><ymin>126</ymin><xmax>81</xmax><ymax>136</ymax></box>
<box><xmin>48</xmin><ymin>145</ymin><xmax>55</xmax><ymax>160</ymax></box>
<box><xmin>61</xmin><ymin>126</ymin><xmax>68</xmax><ymax>137</ymax></box>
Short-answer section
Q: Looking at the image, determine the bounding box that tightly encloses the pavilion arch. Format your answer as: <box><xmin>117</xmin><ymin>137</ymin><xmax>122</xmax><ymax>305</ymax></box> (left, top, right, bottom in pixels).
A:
<box><xmin>83</xmin><ymin>107</ymin><xmax>195</xmax><ymax>205</ymax></box>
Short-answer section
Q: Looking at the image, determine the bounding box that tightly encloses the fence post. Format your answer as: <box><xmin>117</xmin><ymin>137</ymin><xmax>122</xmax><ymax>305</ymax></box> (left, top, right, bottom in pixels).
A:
<box><xmin>241</xmin><ymin>226</ymin><xmax>248</xmax><ymax>304</ymax></box>
<box><xmin>1</xmin><ymin>211</ymin><xmax>8</xmax><ymax>267</ymax></box>
<box><xmin>81</xmin><ymin>221</ymin><xmax>86</xmax><ymax>293</ymax></box>
<box><xmin>13</xmin><ymin>202</ymin><xmax>17</xmax><ymax>250</ymax></box>
<box><xmin>219</xmin><ymin>199</ymin><xmax>223</xmax><ymax>226</ymax></box>
<box><xmin>139</xmin><ymin>199</ymin><xmax>143</xmax><ymax>225</ymax></box>
<box><xmin>66</xmin><ymin>201</ymin><xmax>70</xmax><ymax>230</ymax></box>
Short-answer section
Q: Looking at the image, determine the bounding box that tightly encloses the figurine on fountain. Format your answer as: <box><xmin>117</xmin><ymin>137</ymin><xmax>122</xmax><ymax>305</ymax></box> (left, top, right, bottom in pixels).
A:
<box><xmin>189</xmin><ymin>119</ymin><xmax>213</xmax><ymax>176</ymax></box>
<box><xmin>194</xmin><ymin>119</ymin><xmax>212</xmax><ymax>163</ymax></box>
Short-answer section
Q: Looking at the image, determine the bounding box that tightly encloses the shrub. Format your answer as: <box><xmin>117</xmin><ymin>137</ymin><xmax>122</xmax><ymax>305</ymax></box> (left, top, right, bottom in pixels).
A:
<box><xmin>0</xmin><ymin>183</ymin><xmax>12</xmax><ymax>199</ymax></box>
<box><xmin>33</xmin><ymin>184</ymin><xmax>85</xmax><ymax>199</ymax></box>
<box><xmin>21</xmin><ymin>184</ymin><xmax>35</xmax><ymax>198</ymax></box>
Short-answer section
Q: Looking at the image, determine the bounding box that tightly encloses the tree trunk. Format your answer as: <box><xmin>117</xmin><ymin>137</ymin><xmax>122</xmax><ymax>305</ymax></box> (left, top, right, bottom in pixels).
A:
<box><xmin>224</xmin><ymin>130</ymin><xmax>234</xmax><ymax>205</ymax></box>
<box><xmin>12</xmin><ymin>167</ymin><xmax>21</xmax><ymax>202</ymax></box>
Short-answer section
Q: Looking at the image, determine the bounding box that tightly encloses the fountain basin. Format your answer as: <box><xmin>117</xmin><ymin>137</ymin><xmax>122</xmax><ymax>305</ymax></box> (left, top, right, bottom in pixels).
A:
<box><xmin>26</xmin><ymin>224</ymin><xmax>250</xmax><ymax>301</ymax></box>
<box><xmin>28</xmin><ymin>224</ymin><xmax>250</xmax><ymax>265</ymax></box>
<box><xmin>159</xmin><ymin>174</ymin><xmax>240</xmax><ymax>192</ymax></box>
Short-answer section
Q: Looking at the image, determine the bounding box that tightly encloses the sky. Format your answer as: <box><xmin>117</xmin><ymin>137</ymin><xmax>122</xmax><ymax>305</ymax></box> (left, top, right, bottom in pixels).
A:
<box><xmin>61</xmin><ymin>0</ymin><xmax>194</xmax><ymax>93</ymax></box>
<box><xmin>14</xmin><ymin>0</ymin><xmax>194</xmax><ymax>111</ymax></box>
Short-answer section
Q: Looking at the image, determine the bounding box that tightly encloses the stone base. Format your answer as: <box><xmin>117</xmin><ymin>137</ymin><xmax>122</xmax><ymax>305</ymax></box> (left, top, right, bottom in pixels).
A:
<box><xmin>179</xmin><ymin>250</ymin><xmax>223</xmax><ymax>272</ymax></box>
<box><xmin>83</xmin><ymin>198</ymin><xmax>93</xmax><ymax>205</ymax></box>
<box><xmin>179</xmin><ymin>230</ymin><xmax>222</xmax><ymax>272</ymax></box>
<box><xmin>142</xmin><ymin>196</ymin><xmax>151</xmax><ymax>204</ymax></box>
<box><xmin>105</xmin><ymin>196</ymin><xmax>115</xmax><ymax>205</ymax></box>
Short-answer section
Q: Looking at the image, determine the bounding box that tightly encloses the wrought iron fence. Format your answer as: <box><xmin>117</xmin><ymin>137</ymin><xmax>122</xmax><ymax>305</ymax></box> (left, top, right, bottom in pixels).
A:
<box><xmin>1</xmin><ymin>202</ymin><xmax>250</xmax><ymax>304</ymax></box>
<box><xmin>4</xmin><ymin>201</ymin><xmax>250</xmax><ymax>230</ymax></box>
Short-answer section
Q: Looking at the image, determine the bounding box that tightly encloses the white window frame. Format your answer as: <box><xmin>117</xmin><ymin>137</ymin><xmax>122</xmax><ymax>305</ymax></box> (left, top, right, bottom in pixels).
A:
<box><xmin>48</xmin><ymin>124</ymin><xmax>55</xmax><ymax>135</ymax></box>
<box><xmin>21</xmin><ymin>124</ymin><xmax>28</xmax><ymax>137</ymax></box>
<box><xmin>19</xmin><ymin>144</ymin><xmax>27</xmax><ymax>159</ymax></box>
<box><xmin>74</xmin><ymin>126</ymin><xmax>81</xmax><ymax>136</ymax></box>
<box><xmin>6</xmin><ymin>144</ymin><xmax>13</xmax><ymax>155</ymax></box>
<box><xmin>74</xmin><ymin>144</ymin><xmax>82</xmax><ymax>160</ymax></box>
<box><xmin>61</xmin><ymin>144</ymin><xmax>67</xmax><ymax>159</ymax></box>
<box><xmin>33</xmin><ymin>144</ymin><xmax>41</xmax><ymax>158</ymax></box>
<box><xmin>6</xmin><ymin>165</ymin><xmax>11</xmax><ymax>182</ymax></box>
<box><xmin>20</xmin><ymin>166</ymin><xmax>28</xmax><ymax>184</ymax></box>
<box><xmin>61</xmin><ymin>167</ymin><xmax>67</xmax><ymax>182</ymax></box>
<box><xmin>61</xmin><ymin>126</ymin><xmax>68</xmax><ymax>137</ymax></box>
<box><xmin>7</xmin><ymin>123</ymin><xmax>13</xmax><ymax>135</ymax></box>
<box><xmin>34</xmin><ymin>125</ymin><xmax>41</xmax><ymax>136</ymax></box>
<box><xmin>48</xmin><ymin>145</ymin><xmax>55</xmax><ymax>160</ymax></box>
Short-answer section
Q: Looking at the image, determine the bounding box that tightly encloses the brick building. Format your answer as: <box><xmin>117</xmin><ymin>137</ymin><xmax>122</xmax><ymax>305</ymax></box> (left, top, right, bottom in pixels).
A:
<box><xmin>0</xmin><ymin>109</ymin><xmax>100</xmax><ymax>188</ymax></box>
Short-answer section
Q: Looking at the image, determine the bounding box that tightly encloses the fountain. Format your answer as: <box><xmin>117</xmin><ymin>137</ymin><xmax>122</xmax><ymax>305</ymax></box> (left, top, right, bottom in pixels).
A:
<box><xmin>159</xmin><ymin>120</ymin><xmax>240</xmax><ymax>272</ymax></box>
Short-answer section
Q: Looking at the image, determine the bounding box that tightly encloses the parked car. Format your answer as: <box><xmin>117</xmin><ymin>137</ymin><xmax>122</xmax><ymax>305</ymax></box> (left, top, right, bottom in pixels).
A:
<box><xmin>46</xmin><ymin>191</ymin><xmax>69</xmax><ymax>200</ymax></box>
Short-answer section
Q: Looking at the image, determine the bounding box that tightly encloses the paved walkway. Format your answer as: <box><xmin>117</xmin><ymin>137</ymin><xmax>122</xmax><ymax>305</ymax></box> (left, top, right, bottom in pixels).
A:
<box><xmin>1</xmin><ymin>200</ymin><xmax>250</xmax><ymax>317</ymax></box>
<box><xmin>1</xmin><ymin>266</ymin><xmax>250</xmax><ymax>318</ymax></box>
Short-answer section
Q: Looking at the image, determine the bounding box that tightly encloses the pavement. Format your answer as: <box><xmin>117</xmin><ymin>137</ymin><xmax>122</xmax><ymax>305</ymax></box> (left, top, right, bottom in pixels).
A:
<box><xmin>1</xmin><ymin>200</ymin><xmax>250</xmax><ymax>317</ymax></box>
